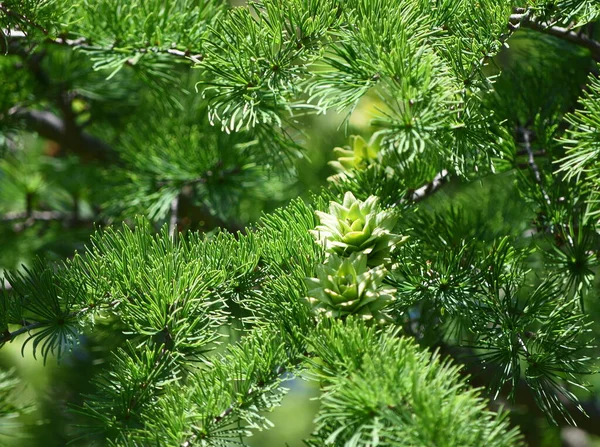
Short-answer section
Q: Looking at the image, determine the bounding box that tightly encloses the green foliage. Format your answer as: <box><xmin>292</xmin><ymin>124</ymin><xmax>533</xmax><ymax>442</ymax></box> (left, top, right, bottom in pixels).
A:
<box><xmin>70</xmin><ymin>0</ymin><xmax>225</xmax><ymax>78</ymax></box>
<box><xmin>0</xmin><ymin>368</ymin><xmax>30</xmax><ymax>438</ymax></box>
<box><xmin>104</xmin><ymin>101</ymin><xmax>294</xmax><ymax>224</ymax></box>
<box><xmin>197</xmin><ymin>0</ymin><xmax>342</xmax><ymax>131</ymax></box>
<box><xmin>0</xmin><ymin>0</ymin><xmax>71</xmax><ymax>37</ymax></box>
<box><xmin>559</xmin><ymin>69</ymin><xmax>600</xmax><ymax>219</ymax></box>
<box><xmin>306</xmin><ymin>319</ymin><xmax>524</xmax><ymax>447</ymax></box>
<box><xmin>527</xmin><ymin>0</ymin><xmax>600</xmax><ymax>25</ymax></box>
<box><xmin>1</xmin><ymin>0</ymin><xmax>600</xmax><ymax>446</ymax></box>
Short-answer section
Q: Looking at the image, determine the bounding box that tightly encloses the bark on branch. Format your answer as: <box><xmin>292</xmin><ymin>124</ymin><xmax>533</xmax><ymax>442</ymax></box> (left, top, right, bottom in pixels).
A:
<box><xmin>411</xmin><ymin>170</ymin><xmax>449</xmax><ymax>202</ymax></box>
<box><xmin>8</xmin><ymin>108</ymin><xmax>114</xmax><ymax>161</ymax></box>
<box><xmin>511</xmin><ymin>14</ymin><xmax>600</xmax><ymax>62</ymax></box>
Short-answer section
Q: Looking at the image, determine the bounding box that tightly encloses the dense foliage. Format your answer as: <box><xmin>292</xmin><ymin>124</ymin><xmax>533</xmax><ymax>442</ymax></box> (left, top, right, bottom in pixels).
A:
<box><xmin>1</xmin><ymin>1</ymin><xmax>600</xmax><ymax>446</ymax></box>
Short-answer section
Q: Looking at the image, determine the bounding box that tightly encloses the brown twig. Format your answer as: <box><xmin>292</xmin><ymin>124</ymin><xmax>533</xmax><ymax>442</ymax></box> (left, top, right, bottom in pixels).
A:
<box><xmin>511</xmin><ymin>13</ymin><xmax>600</xmax><ymax>62</ymax></box>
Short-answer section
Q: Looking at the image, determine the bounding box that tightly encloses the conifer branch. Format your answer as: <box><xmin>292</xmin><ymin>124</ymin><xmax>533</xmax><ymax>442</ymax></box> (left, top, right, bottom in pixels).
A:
<box><xmin>0</xmin><ymin>320</ymin><xmax>45</xmax><ymax>344</ymax></box>
<box><xmin>0</xmin><ymin>300</ymin><xmax>118</xmax><ymax>345</ymax></box>
<box><xmin>0</xmin><ymin>2</ymin><xmax>598</xmax><ymax>442</ymax></box>
<box><xmin>3</xmin><ymin>29</ymin><xmax>203</xmax><ymax>62</ymax></box>
<box><xmin>511</xmin><ymin>14</ymin><xmax>600</xmax><ymax>62</ymax></box>
<box><xmin>443</xmin><ymin>343</ymin><xmax>600</xmax><ymax>437</ymax></box>
<box><xmin>0</xmin><ymin>3</ymin><xmax>48</xmax><ymax>35</ymax></box>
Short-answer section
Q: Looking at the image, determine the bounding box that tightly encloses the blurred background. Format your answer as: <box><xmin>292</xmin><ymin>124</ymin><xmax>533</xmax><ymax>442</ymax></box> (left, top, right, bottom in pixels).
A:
<box><xmin>1</xmin><ymin>2</ymin><xmax>600</xmax><ymax>446</ymax></box>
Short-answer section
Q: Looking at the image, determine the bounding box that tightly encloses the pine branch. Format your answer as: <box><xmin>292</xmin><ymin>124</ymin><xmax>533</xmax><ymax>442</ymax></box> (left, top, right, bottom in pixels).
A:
<box><xmin>0</xmin><ymin>320</ymin><xmax>46</xmax><ymax>344</ymax></box>
<box><xmin>63</xmin><ymin>42</ymin><xmax>203</xmax><ymax>63</ymax></box>
<box><xmin>209</xmin><ymin>364</ymin><xmax>287</xmax><ymax>425</ymax></box>
<box><xmin>511</xmin><ymin>13</ymin><xmax>600</xmax><ymax>62</ymax></box>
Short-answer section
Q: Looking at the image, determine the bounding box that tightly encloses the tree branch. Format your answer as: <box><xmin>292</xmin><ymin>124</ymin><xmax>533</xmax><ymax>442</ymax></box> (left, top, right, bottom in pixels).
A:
<box><xmin>511</xmin><ymin>14</ymin><xmax>600</xmax><ymax>62</ymax></box>
<box><xmin>440</xmin><ymin>343</ymin><xmax>600</xmax><ymax>438</ymax></box>
<box><xmin>2</xmin><ymin>33</ymin><xmax>116</xmax><ymax>161</ymax></box>
<box><xmin>0</xmin><ymin>300</ymin><xmax>119</xmax><ymax>345</ymax></box>
<box><xmin>411</xmin><ymin>170</ymin><xmax>449</xmax><ymax>202</ymax></box>
<box><xmin>0</xmin><ymin>320</ymin><xmax>46</xmax><ymax>344</ymax></box>
<box><xmin>8</xmin><ymin>108</ymin><xmax>114</xmax><ymax>161</ymax></box>
<box><xmin>0</xmin><ymin>3</ymin><xmax>48</xmax><ymax>35</ymax></box>
<box><xmin>3</xmin><ymin>29</ymin><xmax>203</xmax><ymax>62</ymax></box>
<box><xmin>517</xmin><ymin>126</ymin><xmax>551</xmax><ymax>205</ymax></box>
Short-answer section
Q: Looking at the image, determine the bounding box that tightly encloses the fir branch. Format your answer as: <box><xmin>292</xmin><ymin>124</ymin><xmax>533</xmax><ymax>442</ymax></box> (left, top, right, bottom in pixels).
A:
<box><xmin>3</xmin><ymin>29</ymin><xmax>203</xmax><ymax>63</ymax></box>
<box><xmin>512</xmin><ymin>13</ymin><xmax>600</xmax><ymax>62</ymax></box>
<box><xmin>0</xmin><ymin>320</ymin><xmax>45</xmax><ymax>344</ymax></box>
<box><xmin>205</xmin><ymin>363</ymin><xmax>288</xmax><ymax>427</ymax></box>
<box><xmin>308</xmin><ymin>320</ymin><xmax>525</xmax><ymax>447</ymax></box>
<box><xmin>141</xmin><ymin>327</ymin><xmax>306</xmax><ymax>446</ymax></box>
<box><xmin>60</xmin><ymin>42</ymin><xmax>203</xmax><ymax>63</ymax></box>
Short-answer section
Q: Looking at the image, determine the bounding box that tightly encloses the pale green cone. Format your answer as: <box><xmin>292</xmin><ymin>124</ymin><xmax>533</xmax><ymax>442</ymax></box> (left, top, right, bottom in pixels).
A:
<box><xmin>305</xmin><ymin>253</ymin><xmax>396</xmax><ymax>321</ymax></box>
<box><xmin>311</xmin><ymin>192</ymin><xmax>408</xmax><ymax>267</ymax></box>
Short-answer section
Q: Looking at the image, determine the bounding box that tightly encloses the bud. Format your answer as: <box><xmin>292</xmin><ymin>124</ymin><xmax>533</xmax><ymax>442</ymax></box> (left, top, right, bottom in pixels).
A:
<box><xmin>305</xmin><ymin>253</ymin><xmax>396</xmax><ymax>321</ymax></box>
<box><xmin>312</xmin><ymin>192</ymin><xmax>407</xmax><ymax>267</ymax></box>
<box><xmin>329</xmin><ymin>134</ymin><xmax>380</xmax><ymax>174</ymax></box>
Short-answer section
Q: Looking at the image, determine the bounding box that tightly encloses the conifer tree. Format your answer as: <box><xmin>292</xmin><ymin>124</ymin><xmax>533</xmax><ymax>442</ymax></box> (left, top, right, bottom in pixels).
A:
<box><xmin>1</xmin><ymin>1</ymin><xmax>600</xmax><ymax>446</ymax></box>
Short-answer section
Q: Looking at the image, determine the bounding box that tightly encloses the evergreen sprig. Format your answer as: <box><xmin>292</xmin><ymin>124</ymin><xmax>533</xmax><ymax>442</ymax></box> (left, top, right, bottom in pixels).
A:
<box><xmin>1</xmin><ymin>0</ymin><xmax>600</xmax><ymax>445</ymax></box>
<box><xmin>306</xmin><ymin>319</ymin><xmax>524</xmax><ymax>447</ymax></box>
